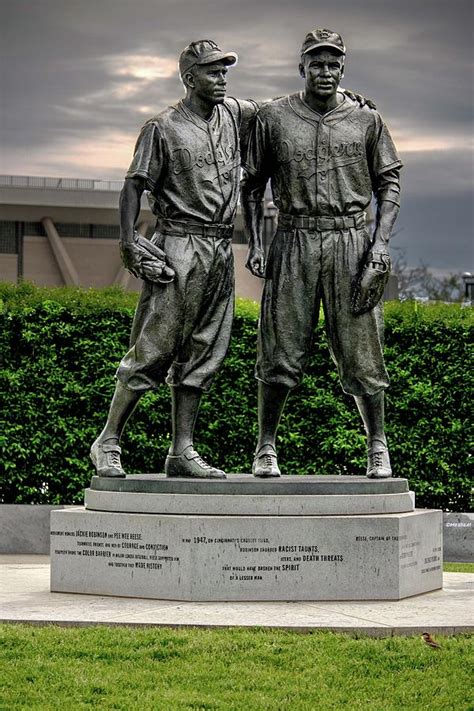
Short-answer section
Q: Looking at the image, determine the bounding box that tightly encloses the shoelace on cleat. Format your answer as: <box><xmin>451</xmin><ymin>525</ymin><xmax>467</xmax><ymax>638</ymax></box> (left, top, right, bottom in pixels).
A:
<box><xmin>370</xmin><ymin>451</ymin><xmax>384</xmax><ymax>468</ymax></box>
<box><xmin>108</xmin><ymin>450</ymin><xmax>121</xmax><ymax>467</ymax></box>
<box><xmin>258</xmin><ymin>453</ymin><xmax>276</xmax><ymax>467</ymax></box>
<box><xmin>193</xmin><ymin>454</ymin><xmax>211</xmax><ymax>469</ymax></box>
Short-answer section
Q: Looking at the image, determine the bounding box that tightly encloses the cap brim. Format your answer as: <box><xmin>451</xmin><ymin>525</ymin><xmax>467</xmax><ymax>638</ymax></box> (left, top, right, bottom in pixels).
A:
<box><xmin>303</xmin><ymin>42</ymin><xmax>345</xmax><ymax>55</ymax></box>
<box><xmin>198</xmin><ymin>51</ymin><xmax>238</xmax><ymax>67</ymax></box>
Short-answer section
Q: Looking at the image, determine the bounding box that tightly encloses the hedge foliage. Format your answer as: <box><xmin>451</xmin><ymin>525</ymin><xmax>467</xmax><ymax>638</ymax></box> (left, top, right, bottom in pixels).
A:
<box><xmin>1</xmin><ymin>282</ymin><xmax>472</xmax><ymax>510</ymax></box>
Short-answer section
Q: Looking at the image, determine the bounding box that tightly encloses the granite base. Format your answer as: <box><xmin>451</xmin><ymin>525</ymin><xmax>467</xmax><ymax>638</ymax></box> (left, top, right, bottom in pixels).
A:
<box><xmin>50</xmin><ymin>504</ymin><xmax>442</xmax><ymax>601</ymax></box>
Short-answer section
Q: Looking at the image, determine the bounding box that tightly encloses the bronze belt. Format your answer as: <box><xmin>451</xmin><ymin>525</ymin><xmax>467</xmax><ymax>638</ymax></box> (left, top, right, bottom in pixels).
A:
<box><xmin>155</xmin><ymin>218</ymin><xmax>234</xmax><ymax>239</ymax></box>
<box><xmin>278</xmin><ymin>212</ymin><xmax>366</xmax><ymax>232</ymax></box>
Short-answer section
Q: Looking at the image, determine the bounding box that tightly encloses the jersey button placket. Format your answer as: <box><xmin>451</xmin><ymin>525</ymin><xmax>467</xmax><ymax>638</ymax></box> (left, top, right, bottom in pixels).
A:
<box><xmin>317</xmin><ymin>122</ymin><xmax>329</xmax><ymax>213</ymax></box>
<box><xmin>310</xmin><ymin>122</ymin><xmax>318</xmax><ymax>238</ymax></box>
<box><xmin>208</xmin><ymin>121</ymin><xmax>226</xmax><ymax>226</ymax></box>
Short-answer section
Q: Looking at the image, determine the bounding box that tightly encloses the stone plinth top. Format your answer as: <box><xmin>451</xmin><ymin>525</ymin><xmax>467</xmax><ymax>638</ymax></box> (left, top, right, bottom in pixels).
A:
<box><xmin>90</xmin><ymin>474</ymin><xmax>409</xmax><ymax>496</ymax></box>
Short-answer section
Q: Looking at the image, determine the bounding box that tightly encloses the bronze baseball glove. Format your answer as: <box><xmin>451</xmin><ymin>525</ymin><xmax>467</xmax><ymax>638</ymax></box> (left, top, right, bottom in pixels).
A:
<box><xmin>121</xmin><ymin>232</ymin><xmax>175</xmax><ymax>284</ymax></box>
<box><xmin>351</xmin><ymin>247</ymin><xmax>391</xmax><ymax>315</ymax></box>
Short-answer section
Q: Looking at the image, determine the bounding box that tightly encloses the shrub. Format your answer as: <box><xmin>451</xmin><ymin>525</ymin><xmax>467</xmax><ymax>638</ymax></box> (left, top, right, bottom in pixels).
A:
<box><xmin>0</xmin><ymin>282</ymin><xmax>472</xmax><ymax>510</ymax></box>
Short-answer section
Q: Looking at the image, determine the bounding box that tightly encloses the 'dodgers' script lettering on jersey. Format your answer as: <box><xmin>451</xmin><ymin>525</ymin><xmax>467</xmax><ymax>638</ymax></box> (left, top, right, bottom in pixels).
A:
<box><xmin>275</xmin><ymin>139</ymin><xmax>363</xmax><ymax>164</ymax></box>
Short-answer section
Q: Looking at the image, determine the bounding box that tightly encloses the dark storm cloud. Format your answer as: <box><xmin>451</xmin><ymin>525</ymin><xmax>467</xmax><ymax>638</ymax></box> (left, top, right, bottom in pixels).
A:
<box><xmin>395</xmin><ymin>192</ymin><xmax>473</xmax><ymax>271</ymax></box>
<box><xmin>1</xmin><ymin>0</ymin><xmax>472</xmax><ymax>270</ymax></box>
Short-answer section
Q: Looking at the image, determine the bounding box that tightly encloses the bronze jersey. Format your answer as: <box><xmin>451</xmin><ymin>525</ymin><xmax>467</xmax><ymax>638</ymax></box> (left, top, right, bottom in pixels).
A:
<box><xmin>244</xmin><ymin>92</ymin><xmax>402</xmax><ymax>216</ymax></box>
<box><xmin>126</xmin><ymin>98</ymin><xmax>257</xmax><ymax>225</ymax></box>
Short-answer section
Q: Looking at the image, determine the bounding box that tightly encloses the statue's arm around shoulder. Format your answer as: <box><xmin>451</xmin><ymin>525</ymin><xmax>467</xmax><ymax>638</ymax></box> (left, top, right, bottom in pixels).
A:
<box><xmin>226</xmin><ymin>97</ymin><xmax>261</xmax><ymax>160</ymax></box>
<box><xmin>341</xmin><ymin>87</ymin><xmax>376</xmax><ymax>110</ymax></box>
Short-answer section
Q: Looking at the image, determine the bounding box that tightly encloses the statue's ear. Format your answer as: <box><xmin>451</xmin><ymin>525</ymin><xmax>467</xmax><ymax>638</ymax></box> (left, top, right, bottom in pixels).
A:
<box><xmin>182</xmin><ymin>70</ymin><xmax>195</xmax><ymax>89</ymax></box>
<box><xmin>299</xmin><ymin>62</ymin><xmax>305</xmax><ymax>79</ymax></box>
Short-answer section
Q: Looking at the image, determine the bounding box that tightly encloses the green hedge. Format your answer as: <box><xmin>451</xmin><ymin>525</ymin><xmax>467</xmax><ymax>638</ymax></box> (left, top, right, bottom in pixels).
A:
<box><xmin>1</xmin><ymin>282</ymin><xmax>472</xmax><ymax>510</ymax></box>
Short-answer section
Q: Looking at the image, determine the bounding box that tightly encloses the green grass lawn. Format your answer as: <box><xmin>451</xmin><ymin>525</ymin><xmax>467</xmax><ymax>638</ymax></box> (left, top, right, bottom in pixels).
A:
<box><xmin>443</xmin><ymin>562</ymin><xmax>473</xmax><ymax>573</ymax></box>
<box><xmin>1</xmin><ymin>625</ymin><xmax>472</xmax><ymax>710</ymax></box>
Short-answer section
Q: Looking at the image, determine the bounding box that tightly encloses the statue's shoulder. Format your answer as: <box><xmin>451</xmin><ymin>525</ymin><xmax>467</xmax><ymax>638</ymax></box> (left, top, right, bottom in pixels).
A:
<box><xmin>224</xmin><ymin>97</ymin><xmax>259</xmax><ymax>123</ymax></box>
<box><xmin>256</xmin><ymin>94</ymin><xmax>294</xmax><ymax>120</ymax></box>
<box><xmin>346</xmin><ymin>97</ymin><xmax>382</xmax><ymax>125</ymax></box>
<box><xmin>144</xmin><ymin>104</ymin><xmax>178</xmax><ymax>127</ymax></box>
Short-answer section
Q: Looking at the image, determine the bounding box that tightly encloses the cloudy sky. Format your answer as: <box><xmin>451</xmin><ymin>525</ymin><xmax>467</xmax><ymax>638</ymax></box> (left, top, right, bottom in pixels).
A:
<box><xmin>1</xmin><ymin>0</ymin><xmax>472</xmax><ymax>272</ymax></box>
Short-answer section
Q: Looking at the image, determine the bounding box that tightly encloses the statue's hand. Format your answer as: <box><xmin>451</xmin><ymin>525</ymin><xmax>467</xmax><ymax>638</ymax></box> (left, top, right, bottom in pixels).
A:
<box><xmin>351</xmin><ymin>246</ymin><xmax>391</xmax><ymax>315</ymax></box>
<box><xmin>120</xmin><ymin>239</ymin><xmax>141</xmax><ymax>278</ymax></box>
<box><xmin>120</xmin><ymin>233</ymin><xmax>175</xmax><ymax>284</ymax></box>
<box><xmin>245</xmin><ymin>245</ymin><xmax>266</xmax><ymax>278</ymax></box>
<box><xmin>342</xmin><ymin>88</ymin><xmax>377</xmax><ymax>110</ymax></box>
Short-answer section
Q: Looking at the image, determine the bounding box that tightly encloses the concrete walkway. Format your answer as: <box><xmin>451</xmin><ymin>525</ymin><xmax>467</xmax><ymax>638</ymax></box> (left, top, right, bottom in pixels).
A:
<box><xmin>1</xmin><ymin>556</ymin><xmax>472</xmax><ymax>636</ymax></box>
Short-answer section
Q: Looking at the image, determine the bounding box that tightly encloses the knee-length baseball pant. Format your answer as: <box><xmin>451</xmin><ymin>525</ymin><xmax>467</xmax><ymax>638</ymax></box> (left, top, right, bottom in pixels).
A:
<box><xmin>117</xmin><ymin>231</ymin><xmax>234</xmax><ymax>392</ymax></box>
<box><xmin>256</xmin><ymin>225</ymin><xmax>389</xmax><ymax>396</ymax></box>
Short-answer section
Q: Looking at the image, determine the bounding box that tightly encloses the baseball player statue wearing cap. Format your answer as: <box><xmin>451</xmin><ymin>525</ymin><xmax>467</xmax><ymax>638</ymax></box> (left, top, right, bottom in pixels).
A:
<box><xmin>242</xmin><ymin>29</ymin><xmax>402</xmax><ymax>479</ymax></box>
<box><xmin>90</xmin><ymin>40</ymin><xmax>259</xmax><ymax>480</ymax></box>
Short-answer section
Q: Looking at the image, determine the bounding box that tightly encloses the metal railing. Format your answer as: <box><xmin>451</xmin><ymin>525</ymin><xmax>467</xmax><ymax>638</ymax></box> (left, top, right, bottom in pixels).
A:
<box><xmin>0</xmin><ymin>175</ymin><xmax>124</xmax><ymax>192</ymax></box>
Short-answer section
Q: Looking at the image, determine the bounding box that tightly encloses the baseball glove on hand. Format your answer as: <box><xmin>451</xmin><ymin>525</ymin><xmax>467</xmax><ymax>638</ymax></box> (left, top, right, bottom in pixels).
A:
<box><xmin>121</xmin><ymin>232</ymin><xmax>175</xmax><ymax>284</ymax></box>
<box><xmin>351</xmin><ymin>247</ymin><xmax>391</xmax><ymax>315</ymax></box>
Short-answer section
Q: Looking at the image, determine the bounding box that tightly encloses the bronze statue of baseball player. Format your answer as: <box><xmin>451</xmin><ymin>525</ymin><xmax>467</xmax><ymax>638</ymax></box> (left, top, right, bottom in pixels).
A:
<box><xmin>91</xmin><ymin>40</ymin><xmax>257</xmax><ymax>479</ymax></box>
<box><xmin>242</xmin><ymin>29</ymin><xmax>402</xmax><ymax>479</ymax></box>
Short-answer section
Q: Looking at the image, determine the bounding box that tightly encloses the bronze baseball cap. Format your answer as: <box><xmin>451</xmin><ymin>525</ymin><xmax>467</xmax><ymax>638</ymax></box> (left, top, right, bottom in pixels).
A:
<box><xmin>301</xmin><ymin>28</ymin><xmax>346</xmax><ymax>56</ymax></box>
<box><xmin>179</xmin><ymin>40</ymin><xmax>238</xmax><ymax>76</ymax></box>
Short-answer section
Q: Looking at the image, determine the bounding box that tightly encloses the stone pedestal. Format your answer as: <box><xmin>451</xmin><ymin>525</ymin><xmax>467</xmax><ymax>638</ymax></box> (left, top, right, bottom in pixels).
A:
<box><xmin>50</xmin><ymin>475</ymin><xmax>443</xmax><ymax>601</ymax></box>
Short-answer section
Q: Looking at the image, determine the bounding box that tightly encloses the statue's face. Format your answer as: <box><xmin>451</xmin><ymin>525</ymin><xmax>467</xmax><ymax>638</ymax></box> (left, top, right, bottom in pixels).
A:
<box><xmin>300</xmin><ymin>49</ymin><xmax>344</xmax><ymax>100</ymax></box>
<box><xmin>189</xmin><ymin>61</ymin><xmax>228</xmax><ymax>104</ymax></box>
